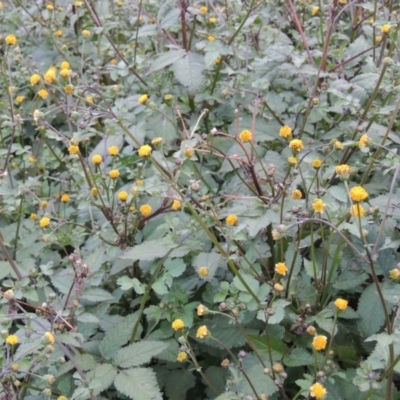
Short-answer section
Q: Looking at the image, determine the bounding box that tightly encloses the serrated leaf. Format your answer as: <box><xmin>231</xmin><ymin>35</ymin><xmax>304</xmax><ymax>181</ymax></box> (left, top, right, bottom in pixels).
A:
<box><xmin>214</xmin><ymin>394</ymin><xmax>242</xmax><ymax>400</ymax></box>
<box><xmin>333</xmin><ymin>272</ymin><xmax>368</xmax><ymax>290</ymax></box>
<box><xmin>121</xmin><ymin>240</ymin><xmax>177</xmax><ymax>261</ymax></box>
<box><xmin>152</xmin><ymin>50</ymin><xmax>186</xmax><ymax>71</ymax></box>
<box><xmin>113</xmin><ymin>341</ymin><xmax>169</xmax><ymax>368</ymax></box>
<box><xmin>233</xmin><ymin>274</ymin><xmax>260</xmax><ymax>295</ymax></box>
<box><xmin>100</xmin><ymin>313</ymin><xmax>141</xmax><ymax>359</ymax></box>
<box><xmin>357</xmin><ymin>283</ymin><xmax>385</xmax><ymax>337</ymax></box>
<box><xmin>284</xmin><ymin>347</ymin><xmax>314</xmax><ymax>367</ymax></box>
<box><xmin>164</xmin><ymin>370</ymin><xmax>196</xmax><ymax>400</ymax></box>
<box><xmin>248</xmin><ymin>334</ymin><xmax>289</xmax><ymax>360</ymax></box>
<box><xmin>173</xmin><ymin>52</ymin><xmax>205</xmax><ymax>94</ymax></box>
<box><xmin>117</xmin><ymin>276</ymin><xmax>145</xmax><ymax>294</ymax></box>
<box><xmin>113</xmin><ymin>368</ymin><xmax>162</xmax><ymax>400</ymax></box>
<box><xmin>80</xmin><ymin>288</ymin><xmax>114</xmax><ymax>303</ymax></box>
<box><xmin>328</xmin><ymin>185</ymin><xmax>348</xmax><ymax>203</ymax></box>
<box><xmin>76</xmin><ymin>313</ymin><xmax>99</xmax><ymax>323</ymax></box>
<box><xmin>86</xmin><ymin>364</ymin><xmax>117</xmax><ymax>396</ymax></box>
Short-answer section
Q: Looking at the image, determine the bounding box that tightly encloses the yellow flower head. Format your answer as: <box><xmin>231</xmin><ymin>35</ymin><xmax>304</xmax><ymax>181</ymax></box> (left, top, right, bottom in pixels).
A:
<box><xmin>140</xmin><ymin>204</ymin><xmax>152</xmax><ymax>216</ymax></box>
<box><xmin>375</xmin><ymin>35</ymin><xmax>383</xmax><ymax>43</ymax></box>
<box><xmin>30</xmin><ymin>74</ymin><xmax>41</xmax><ymax>85</ymax></box>
<box><xmin>350</xmin><ymin>204</ymin><xmax>365</xmax><ymax>217</ymax></box>
<box><xmin>108</xmin><ymin>146</ymin><xmax>119</xmax><ymax>156</ymax></box>
<box><xmin>57</xmin><ymin>396</ymin><xmax>68</xmax><ymax>400</ymax></box>
<box><xmin>208</xmin><ymin>35</ymin><xmax>215</xmax><ymax>42</ymax></box>
<box><xmin>68</xmin><ymin>145</ymin><xmax>79</xmax><ymax>154</ymax></box>
<box><xmin>138</xmin><ymin>144</ymin><xmax>152</xmax><ymax>157</ymax></box>
<box><xmin>41</xmin><ymin>201</ymin><xmax>48</xmax><ymax>209</ymax></box>
<box><xmin>75</xmin><ymin>1</ymin><xmax>83</xmax><ymax>6</ymax></box>
<box><xmin>272</xmin><ymin>362</ymin><xmax>284</xmax><ymax>373</ymax></box>
<box><xmin>209</xmin><ymin>17</ymin><xmax>217</xmax><ymax>23</ymax></box>
<box><xmin>359</xmin><ymin>133</ymin><xmax>371</xmax><ymax>148</ymax></box>
<box><xmin>310</xmin><ymin>382</ymin><xmax>327</xmax><ymax>399</ymax></box>
<box><xmin>138</xmin><ymin>94</ymin><xmax>148</xmax><ymax>104</ymax></box>
<box><xmin>86</xmin><ymin>96</ymin><xmax>94</xmax><ymax>103</ymax></box>
<box><xmin>335</xmin><ymin>164</ymin><xmax>351</xmax><ymax>179</ymax></box>
<box><xmin>31</xmin><ymin>213</ymin><xmax>38</xmax><ymax>220</ymax></box>
<box><xmin>82</xmin><ymin>29</ymin><xmax>91</xmax><ymax>37</ymax></box>
<box><xmin>11</xmin><ymin>363</ymin><xmax>19</xmax><ymax>371</ymax></box>
<box><xmin>91</xmin><ymin>154</ymin><xmax>102</xmax><ymax>165</ymax></box>
<box><xmin>44</xmin><ymin>68</ymin><xmax>57</xmax><ymax>83</ymax></box>
<box><xmin>46</xmin><ymin>4</ymin><xmax>54</xmax><ymax>10</ymax></box>
<box><xmin>349</xmin><ymin>186</ymin><xmax>368</xmax><ymax>202</ymax></box>
<box><xmin>118</xmin><ymin>191</ymin><xmax>128</xmax><ymax>202</ymax></box>
<box><xmin>197</xmin><ymin>304</ymin><xmax>207</xmax><ymax>316</ymax></box>
<box><xmin>198</xmin><ymin>267</ymin><xmax>209</xmax><ymax>277</ymax></box>
<box><xmin>151</xmin><ymin>137</ymin><xmax>163</xmax><ymax>146</ymax></box>
<box><xmin>389</xmin><ymin>269</ymin><xmax>400</xmax><ymax>280</ymax></box>
<box><xmin>275</xmin><ymin>262</ymin><xmax>288</xmax><ymax>275</ymax></box>
<box><xmin>38</xmin><ymin>89</ymin><xmax>49</xmax><ymax>99</ymax></box>
<box><xmin>311</xmin><ymin>6</ymin><xmax>319</xmax><ymax>15</ymax></box>
<box><xmin>274</xmin><ymin>283</ymin><xmax>284</xmax><ymax>292</ymax></box>
<box><xmin>109</xmin><ymin>169</ymin><xmax>120</xmax><ymax>179</ymax></box>
<box><xmin>40</xmin><ymin>217</ymin><xmax>50</xmax><ymax>228</ymax></box>
<box><xmin>60</xmin><ymin>69</ymin><xmax>71</xmax><ymax>78</ymax></box>
<box><xmin>381</xmin><ymin>24</ymin><xmax>391</xmax><ymax>34</ymax></box>
<box><xmin>200</xmin><ymin>6</ymin><xmax>208</xmax><ymax>14</ymax></box>
<box><xmin>291</xmin><ymin>189</ymin><xmax>302</xmax><ymax>200</ymax></box>
<box><xmin>5</xmin><ymin>334</ymin><xmax>19</xmax><ymax>346</ymax></box>
<box><xmin>334</xmin><ymin>298</ymin><xmax>348</xmax><ymax>311</ymax></box>
<box><xmin>312</xmin><ymin>335</ymin><xmax>328</xmax><ymax>351</ymax></box>
<box><xmin>60</xmin><ymin>61</ymin><xmax>70</xmax><ymax>70</ymax></box>
<box><xmin>55</xmin><ymin>30</ymin><xmax>62</xmax><ymax>37</ymax></box>
<box><xmin>334</xmin><ymin>140</ymin><xmax>343</xmax><ymax>150</ymax></box>
<box><xmin>61</xmin><ymin>194</ymin><xmax>70</xmax><ymax>203</ymax></box>
<box><xmin>16</xmin><ymin>96</ymin><xmax>25</xmax><ymax>103</ymax></box>
<box><xmin>164</xmin><ymin>94</ymin><xmax>173</xmax><ymax>101</ymax></box>
<box><xmin>3</xmin><ymin>290</ymin><xmax>14</xmax><ymax>300</ymax></box>
<box><xmin>279</xmin><ymin>125</ymin><xmax>292</xmax><ymax>138</ymax></box>
<box><xmin>28</xmin><ymin>156</ymin><xmax>36</xmax><ymax>163</ymax></box>
<box><xmin>289</xmin><ymin>139</ymin><xmax>304</xmax><ymax>153</ymax></box>
<box><xmin>91</xmin><ymin>187</ymin><xmax>99</xmax><ymax>196</ymax></box>
<box><xmin>171</xmin><ymin>199</ymin><xmax>182</xmax><ymax>210</ymax></box>
<box><xmin>312</xmin><ymin>198</ymin><xmax>325</xmax><ymax>213</ymax></box>
<box><xmin>184</xmin><ymin>148</ymin><xmax>194</xmax><ymax>159</ymax></box>
<box><xmin>44</xmin><ymin>332</ymin><xmax>55</xmax><ymax>344</ymax></box>
<box><xmin>239</xmin><ymin>129</ymin><xmax>253</xmax><ymax>142</ymax></box>
<box><xmin>6</xmin><ymin>34</ymin><xmax>17</xmax><ymax>46</ymax></box>
<box><xmin>64</xmin><ymin>84</ymin><xmax>74</xmax><ymax>94</ymax></box>
<box><xmin>288</xmin><ymin>156</ymin><xmax>298</xmax><ymax>165</ymax></box>
<box><xmin>196</xmin><ymin>325</ymin><xmax>210</xmax><ymax>339</ymax></box>
<box><xmin>312</xmin><ymin>159</ymin><xmax>322</xmax><ymax>169</ymax></box>
<box><xmin>307</xmin><ymin>326</ymin><xmax>316</xmax><ymax>335</ymax></box>
<box><xmin>171</xmin><ymin>319</ymin><xmax>185</xmax><ymax>331</ymax></box>
<box><xmin>177</xmin><ymin>351</ymin><xmax>187</xmax><ymax>362</ymax></box>
<box><xmin>226</xmin><ymin>214</ymin><xmax>238</xmax><ymax>226</ymax></box>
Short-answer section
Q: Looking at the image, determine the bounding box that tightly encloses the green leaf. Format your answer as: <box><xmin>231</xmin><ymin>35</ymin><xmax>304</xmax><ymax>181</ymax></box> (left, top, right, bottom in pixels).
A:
<box><xmin>86</xmin><ymin>364</ymin><xmax>117</xmax><ymax>396</ymax></box>
<box><xmin>113</xmin><ymin>341</ymin><xmax>169</xmax><ymax>368</ymax></box>
<box><xmin>164</xmin><ymin>370</ymin><xmax>196</xmax><ymax>400</ymax></box>
<box><xmin>233</xmin><ymin>274</ymin><xmax>260</xmax><ymax>295</ymax></box>
<box><xmin>357</xmin><ymin>283</ymin><xmax>385</xmax><ymax>337</ymax></box>
<box><xmin>117</xmin><ymin>276</ymin><xmax>145</xmax><ymax>294</ymax></box>
<box><xmin>80</xmin><ymin>288</ymin><xmax>114</xmax><ymax>303</ymax></box>
<box><xmin>113</xmin><ymin>368</ymin><xmax>162</xmax><ymax>400</ymax></box>
<box><xmin>164</xmin><ymin>258</ymin><xmax>186</xmax><ymax>277</ymax></box>
<box><xmin>121</xmin><ymin>240</ymin><xmax>177</xmax><ymax>261</ymax></box>
<box><xmin>284</xmin><ymin>347</ymin><xmax>314</xmax><ymax>367</ymax></box>
<box><xmin>214</xmin><ymin>394</ymin><xmax>242</xmax><ymax>400</ymax></box>
<box><xmin>151</xmin><ymin>50</ymin><xmax>186</xmax><ymax>71</ymax></box>
<box><xmin>100</xmin><ymin>313</ymin><xmax>141</xmax><ymax>359</ymax></box>
<box><xmin>173</xmin><ymin>52</ymin><xmax>205</xmax><ymax>94</ymax></box>
<box><xmin>333</xmin><ymin>271</ymin><xmax>368</xmax><ymax>290</ymax></box>
<box><xmin>248</xmin><ymin>334</ymin><xmax>289</xmax><ymax>360</ymax></box>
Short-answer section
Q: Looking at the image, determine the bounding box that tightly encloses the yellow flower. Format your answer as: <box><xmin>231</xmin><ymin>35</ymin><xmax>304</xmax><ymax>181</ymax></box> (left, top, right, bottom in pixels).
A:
<box><xmin>310</xmin><ymin>382</ymin><xmax>327</xmax><ymax>399</ymax></box>
<box><xmin>16</xmin><ymin>96</ymin><xmax>25</xmax><ymax>103</ymax></box>
<box><xmin>38</xmin><ymin>89</ymin><xmax>49</xmax><ymax>99</ymax></box>
<box><xmin>55</xmin><ymin>30</ymin><xmax>62</xmax><ymax>37</ymax></box>
<box><xmin>208</xmin><ymin>35</ymin><xmax>215</xmax><ymax>42</ymax></box>
<box><xmin>138</xmin><ymin>94</ymin><xmax>148</xmax><ymax>104</ymax></box>
<box><xmin>239</xmin><ymin>129</ymin><xmax>252</xmax><ymax>142</ymax></box>
<box><xmin>312</xmin><ymin>335</ymin><xmax>328</xmax><ymax>351</ymax></box>
<box><xmin>61</xmin><ymin>194</ymin><xmax>70</xmax><ymax>203</ymax></box>
<box><xmin>272</xmin><ymin>363</ymin><xmax>284</xmax><ymax>373</ymax></box>
<box><xmin>221</xmin><ymin>358</ymin><xmax>230</xmax><ymax>367</ymax></box>
<box><xmin>108</xmin><ymin>146</ymin><xmax>119</xmax><ymax>156</ymax></box>
<box><xmin>3</xmin><ymin>290</ymin><xmax>14</xmax><ymax>300</ymax></box>
<box><xmin>307</xmin><ymin>326</ymin><xmax>316</xmax><ymax>335</ymax></box>
<box><xmin>164</xmin><ymin>94</ymin><xmax>173</xmax><ymax>101</ymax></box>
<box><xmin>5</xmin><ymin>334</ymin><xmax>19</xmax><ymax>346</ymax></box>
<box><xmin>5</xmin><ymin>34</ymin><xmax>17</xmax><ymax>46</ymax></box>
<box><xmin>334</xmin><ymin>298</ymin><xmax>348</xmax><ymax>311</ymax></box>
<box><xmin>44</xmin><ymin>332</ymin><xmax>55</xmax><ymax>344</ymax></box>
<box><xmin>184</xmin><ymin>148</ymin><xmax>194</xmax><ymax>159</ymax></box>
<box><xmin>151</xmin><ymin>137</ymin><xmax>163</xmax><ymax>146</ymax></box>
<box><xmin>28</xmin><ymin>156</ymin><xmax>36</xmax><ymax>163</ymax></box>
<box><xmin>40</xmin><ymin>217</ymin><xmax>50</xmax><ymax>228</ymax></box>
<box><xmin>209</xmin><ymin>17</ymin><xmax>217</xmax><ymax>23</ymax></box>
<box><xmin>68</xmin><ymin>145</ymin><xmax>79</xmax><ymax>154</ymax></box>
<box><xmin>349</xmin><ymin>186</ymin><xmax>368</xmax><ymax>202</ymax></box>
<box><xmin>46</xmin><ymin>3</ymin><xmax>54</xmax><ymax>10</ymax></box>
<box><xmin>312</xmin><ymin>198</ymin><xmax>325</xmax><ymax>213</ymax></box>
<box><xmin>109</xmin><ymin>169</ymin><xmax>120</xmax><ymax>179</ymax></box>
<box><xmin>138</xmin><ymin>144</ymin><xmax>152</xmax><ymax>157</ymax></box>
<box><xmin>274</xmin><ymin>283</ymin><xmax>284</xmax><ymax>292</ymax></box>
<box><xmin>60</xmin><ymin>61</ymin><xmax>70</xmax><ymax>70</ymax></box>
<box><xmin>86</xmin><ymin>96</ymin><xmax>94</xmax><ymax>103</ymax></box>
<box><xmin>226</xmin><ymin>214</ymin><xmax>238</xmax><ymax>226</ymax></box>
<box><xmin>275</xmin><ymin>262</ymin><xmax>288</xmax><ymax>276</ymax></box>
<box><xmin>75</xmin><ymin>1</ymin><xmax>82</xmax><ymax>6</ymax></box>
<box><xmin>289</xmin><ymin>139</ymin><xmax>304</xmax><ymax>152</ymax></box>
<box><xmin>177</xmin><ymin>351</ymin><xmax>187</xmax><ymax>362</ymax></box>
<box><xmin>118</xmin><ymin>191</ymin><xmax>128</xmax><ymax>202</ymax></box>
<box><xmin>197</xmin><ymin>304</ymin><xmax>207</xmax><ymax>316</ymax></box>
<box><xmin>171</xmin><ymin>319</ymin><xmax>185</xmax><ymax>331</ymax></box>
<box><xmin>140</xmin><ymin>204</ymin><xmax>152</xmax><ymax>216</ymax></box>
<box><xmin>60</xmin><ymin>69</ymin><xmax>71</xmax><ymax>78</ymax></box>
<box><xmin>214</xmin><ymin>58</ymin><xmax>221</xmax><ymax>64</ymax></box>
<box><xmin>64</xmin><ymin>84</ymin><xmax>74</xmax><ymax>94</ymax></box>
<box><xmin>338</xmin><ymin>0</ymin><xmax>347</xmax><ymax>3</ymax></box>
<box><xmin>110</xmin><ymin>58</ymin><xmax>117</xmax><ymax>65</ymax></box>
<box><xmin>82</xmin><ymin>29</ymin><xmax>91</xmax><ymax>37</ymax></box>
<box><xmin>91</xmin><ymin>154</ymin><xmax>102</xmax><ymax>165</ymax></box>
<box><xmin>381</xmin><ymin>24</ymin><xmax>391</xmax><ymax>34</ymax></box>
<box><xmin>359</xmin><ymin>133</ymin><xmax>371</xmax><ymax>148</ymax></box>
<box><xmin>198</xmin><ymin>267</ymin><xmax>209</xmax><ymax>277</ymax></box>
<box><xmin>136</xmin><ymin>179</ymin><xmax>144</xmax><ymax>186</ymax></box>
<box><xmin>200</xmin><ymin>6</ymin><xmax>208</xmax><ymax>13</ymax></box>
<box><xmin>279</xmin><ymin>125</ymin><xmax>292</xmax><ymax>138</ymax></box>
<box><xmin>41</xmin><ymin>201</ymin><xmax>48</xmax><ymax>209</ymax></box>
<box><xmin>291</xmin><ymin>189</ymin><xmax>302</xmax><ymax>200</ymax></box>
<box><xmin>196</xmin><ymin>325</ymin><xmax>210</xmax><ymax>339</ymax></box>
<box><xmin>57</xmin><ymin>397</ymin><xmax>68</xmax><ymax>400</ymax></box>
<box><xmin>350</xmin><ymin>204</ymin><xmax>365</xmax><ymax>217</ymax></box>
<box><xmin>389</xmin><ymin>269</ymin><xmax>400</xmax><ymax>280</ymax></box>
<box><xmin>334</xmin><ymin>140</ymin><xmax>343</xmax><ymax>150</ymax></box>
<box><xmin>311</xmin><ymin>6</ymin><xmax>319</xmax><ymax>15</ymax></box>
<box><xmin>335</xmin><ymin>164</ymin><xmax>351</xmax><ymax>179</ymax></box>
<box><xmin>11</xmin><ymin>363</ymin><xmax>19</xmax><ymax>371</ymax></box>
<box><xmin>171</xmin><ymin>199</ymin><xmax>182</xmax><ymax>210</ymax></box>
<box><xmin>29</xmin><ymin>74</ymin><xmax>40</xmax><ymax>85</ymax></box>
<box><xmin>91</xmin><ymin>187</ymin><xmax>99</xmax><ymax>196</ymax></box>
<box><xmin>44</xmin><ymin>68</ymin><xmax>57</xmax><ymax>83</ymax></box>
<box><xmin>312</xmin><ymin>159</ymin><xmax>322</xmax><ymax>169</ymax></box>
<box><xmin>30</xmin><ymin>213</ymin><xmax>38</xmax><ymax>220</ymax></box>
<box><xmin>288</xmin><ymin>156</ymin><xmax>298</xmax><ymax>165</ymax></box>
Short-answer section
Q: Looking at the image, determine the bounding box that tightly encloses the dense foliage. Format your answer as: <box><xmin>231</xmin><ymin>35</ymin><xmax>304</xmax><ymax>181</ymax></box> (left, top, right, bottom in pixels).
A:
<box><xmin>1</xmin><ymin>0</ymin><xmax>400</xmax><ymax>399</ymax></box>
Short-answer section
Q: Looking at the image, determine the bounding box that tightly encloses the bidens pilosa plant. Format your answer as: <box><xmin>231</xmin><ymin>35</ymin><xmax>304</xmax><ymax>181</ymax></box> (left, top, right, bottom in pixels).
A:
<box><xmin>1</xmin><ymin>0</ymin><xmax>400</xmax><ymax>399</ymax></box>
